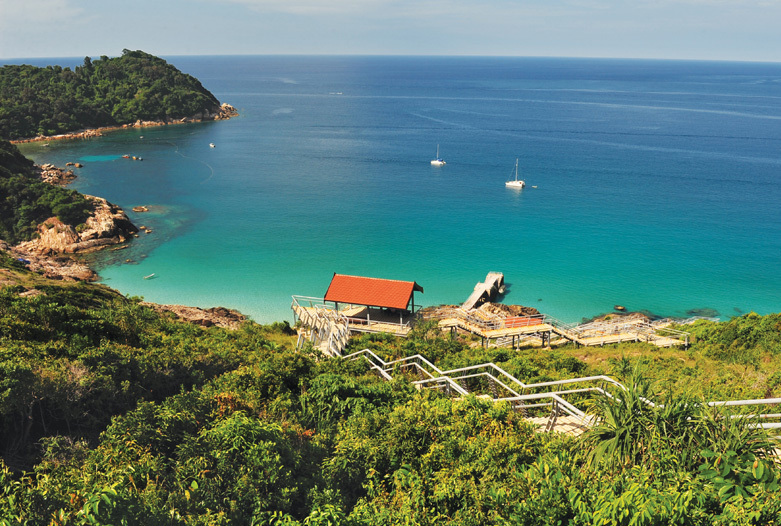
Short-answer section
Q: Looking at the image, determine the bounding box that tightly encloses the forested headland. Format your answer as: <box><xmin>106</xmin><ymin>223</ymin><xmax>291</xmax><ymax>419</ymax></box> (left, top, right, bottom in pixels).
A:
<box><xmin>1</xmin><ymin>50</ymin><xmax>233</xmax><ymax>244</ymax></box>
<box><xmin>0</xmin><ymin>140</ymin><xmax>95</xmax><ymax>244</ymax></box>
<box><xmin>0</xmin><ymin>50</ymin><xmax>223</xmax><ymax>140</ymax></box>
<box><xmin>1</xmin><ymin>249</ymin><xmax>781</xmax><ymax>524</ymax></box>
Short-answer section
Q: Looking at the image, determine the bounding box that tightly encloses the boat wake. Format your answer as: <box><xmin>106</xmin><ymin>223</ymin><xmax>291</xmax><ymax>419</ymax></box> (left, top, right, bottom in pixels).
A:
<box><xmin>163</xmin><ymin>140</ymin><xmax>216</xmax><ymax>184</ymax></box>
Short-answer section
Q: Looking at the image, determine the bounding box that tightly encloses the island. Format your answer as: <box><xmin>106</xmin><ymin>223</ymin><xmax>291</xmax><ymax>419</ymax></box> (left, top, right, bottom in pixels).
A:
<box><xmin>1</xmin><ymin>49</ymin><xmax>237</xmax><ymax>142</ymax></box>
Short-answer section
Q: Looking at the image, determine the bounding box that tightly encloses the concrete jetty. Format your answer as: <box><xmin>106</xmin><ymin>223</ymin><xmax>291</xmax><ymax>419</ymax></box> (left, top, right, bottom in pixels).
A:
<box><xmin>462</xmin><ymin>272</ymin><xmax>505</xmax><ymax>310</ymax></box>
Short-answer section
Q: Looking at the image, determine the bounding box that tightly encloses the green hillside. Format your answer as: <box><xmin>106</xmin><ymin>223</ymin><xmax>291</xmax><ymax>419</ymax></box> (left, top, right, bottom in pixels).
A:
<box><xmin>0</xmin><ymin>50</ymin><xmax>221</xmax><ymax>140</ymax></box>
<box><xmin>0</xmin><ymin>140</ymin><xmax>94</xmax><ymax>244</ymax></box>
<box><xmin>1</xmin><ymin>248</ymin><xmax>780</xmax><ymax>524</ymax></box>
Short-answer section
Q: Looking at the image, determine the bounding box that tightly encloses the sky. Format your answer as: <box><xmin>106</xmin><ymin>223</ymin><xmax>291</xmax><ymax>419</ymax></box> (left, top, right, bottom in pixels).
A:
<box><xmin>1</xmin><ymin>0</ymin><xmax>780</xmax><ymax>62</ymax></box>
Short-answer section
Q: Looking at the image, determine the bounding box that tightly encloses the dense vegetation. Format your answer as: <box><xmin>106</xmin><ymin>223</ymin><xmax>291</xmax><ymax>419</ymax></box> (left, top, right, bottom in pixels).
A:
<box><xmin>0</xmin><ymin>50</ymin><xmax>220</xmax><ymax>140</ymax></box>
<box><xmin>0</xmin><ymin>140</ymin><xmax>95</xmax><ymax>244</ymax></box>
<box><xmin>1</xmin><ymin>249</ymin><xmax>780</xmax><ymax>524</ymax></box>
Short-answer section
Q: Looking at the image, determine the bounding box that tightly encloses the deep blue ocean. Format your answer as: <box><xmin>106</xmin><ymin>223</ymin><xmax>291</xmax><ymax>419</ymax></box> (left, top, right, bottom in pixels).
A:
<box><xmin>15</xmin><ymin>56</ymin><xmax>781</xmax><ymax>324</ymax></box>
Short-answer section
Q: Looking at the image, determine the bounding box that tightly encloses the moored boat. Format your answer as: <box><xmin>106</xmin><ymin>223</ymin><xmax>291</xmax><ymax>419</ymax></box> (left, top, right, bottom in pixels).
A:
<box><xmin>430</xmin><ymin>144</ymin><xmax>446</xmax><ymax>166</ymax></box>
<box><xmin>505</xmin><ymin>158</ymin><xmax>525</xmax><ymax>189</ymax></box>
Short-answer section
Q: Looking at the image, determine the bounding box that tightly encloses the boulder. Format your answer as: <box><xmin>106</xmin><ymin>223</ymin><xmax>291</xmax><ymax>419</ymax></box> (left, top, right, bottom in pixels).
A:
<box><xmin>18</xmin><ymin>196</ymin><xmax>138</xmax><ymax>254</ymax></box>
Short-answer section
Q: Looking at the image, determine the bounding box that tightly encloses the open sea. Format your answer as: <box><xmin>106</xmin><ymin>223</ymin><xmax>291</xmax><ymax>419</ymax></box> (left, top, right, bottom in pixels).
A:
<box><xmin>15</xmin><ymin>55</ymin><xmax>781</xmax><ymax>324</ymax></box>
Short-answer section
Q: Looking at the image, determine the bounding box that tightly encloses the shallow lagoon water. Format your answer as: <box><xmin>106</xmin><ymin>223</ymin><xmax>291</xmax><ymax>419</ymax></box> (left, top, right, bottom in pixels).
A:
<box><xmin>18</xmin><ymin>56</ymin><xmax>781</xmax><ymax>323</ymax></box>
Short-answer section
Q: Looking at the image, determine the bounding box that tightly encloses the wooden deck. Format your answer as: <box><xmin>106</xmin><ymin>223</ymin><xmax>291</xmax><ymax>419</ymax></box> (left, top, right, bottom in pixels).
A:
<box><xmin>438</xmin><ymin>314</ymin><xmax>687</xmax><ymax>348</ymax></box>
<box><xmin>293</xmin><ymin>270</ymin><xmax>689</xmax><ymax>355</ymax></box>
<box><xmin>294</xmin><ymin>305</ymin><xmax>413</xmax><ymax>338</ymax></box>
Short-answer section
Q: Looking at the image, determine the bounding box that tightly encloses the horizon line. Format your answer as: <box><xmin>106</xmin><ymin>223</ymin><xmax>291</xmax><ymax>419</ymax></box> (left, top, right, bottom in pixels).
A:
<box><xmin>2</xmin><ymin>52</ymin><xmax>780</xmax><ymax>66</ymax></box>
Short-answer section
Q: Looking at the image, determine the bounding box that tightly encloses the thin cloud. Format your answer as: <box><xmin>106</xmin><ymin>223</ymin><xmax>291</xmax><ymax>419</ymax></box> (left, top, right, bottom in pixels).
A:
<box><xmin>0</xmin><ymin>0</ymin><xmax>84</xmax><ymax>29</ymax></box>
<box><xmin>210</xmin><ymin>0</ymin><xmax>595</xmax><ymax>22</ymax></box>
<box><xmin>216</xmin><ymin>0</ymin><xmax>389</xmax><ymax>15</ymax></box>
<box><xmin>634</xmin><ymin>0</ymin><xmax>779</xmax><ymax>5</ymax></box>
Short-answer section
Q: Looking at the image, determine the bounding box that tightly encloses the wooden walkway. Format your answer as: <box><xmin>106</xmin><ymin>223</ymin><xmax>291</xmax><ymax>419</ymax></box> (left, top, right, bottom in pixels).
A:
<box><xmin>437</xmin><ymin>310</ymin><xmax>689</xmax><ymax>348</ymax></box>
<box><xmin>291</xmin><ymin>297</ymin><xmax>414</xmax><ymax>356</ymax></box>
<box><xmin>294</xmin><ymin>297</ymin><xmax>689</xmax><ymax>353</ymax></box>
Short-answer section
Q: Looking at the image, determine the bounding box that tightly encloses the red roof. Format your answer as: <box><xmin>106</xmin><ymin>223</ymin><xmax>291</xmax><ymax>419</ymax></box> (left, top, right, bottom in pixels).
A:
<box><xmin>324</xmin><ymin>274</ymin><xmax>424</xmax><ymax>310</ymax></box>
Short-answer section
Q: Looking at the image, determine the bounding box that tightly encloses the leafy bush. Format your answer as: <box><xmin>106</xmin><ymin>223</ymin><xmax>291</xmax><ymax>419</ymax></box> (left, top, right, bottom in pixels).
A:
<box><xmin>1</xmin><ymin>265</ymin><xmax>780</xmax><ymax>523</ymax></box>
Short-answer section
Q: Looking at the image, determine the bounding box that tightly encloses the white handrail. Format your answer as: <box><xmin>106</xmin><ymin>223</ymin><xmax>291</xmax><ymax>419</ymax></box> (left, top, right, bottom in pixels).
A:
<box><xmin>342</xmin><ymin>348</ymin><xmax>780</xmax><ymax>435</ymax></box>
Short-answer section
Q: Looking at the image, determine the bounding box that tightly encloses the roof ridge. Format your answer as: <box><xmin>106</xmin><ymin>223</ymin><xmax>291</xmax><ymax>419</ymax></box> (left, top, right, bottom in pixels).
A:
<box><xmin>334</xmin><ymin>273</ymin><xmax>415</xmax><ymax>284</ymax></box>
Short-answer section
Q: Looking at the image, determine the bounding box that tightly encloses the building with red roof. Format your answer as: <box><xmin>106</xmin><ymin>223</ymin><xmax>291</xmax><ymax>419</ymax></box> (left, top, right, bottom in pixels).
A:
<box><xmin>324</xmin><ymin>273</ymin><xmax>423</xmax><ymax>312</ymax></box>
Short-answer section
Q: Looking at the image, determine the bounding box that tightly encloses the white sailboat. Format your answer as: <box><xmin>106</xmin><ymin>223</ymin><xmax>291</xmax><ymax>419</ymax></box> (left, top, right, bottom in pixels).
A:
<box><xmin>505</xmin><ymin>158</ymin><xmax>525</xmax><ymax>188</ymax></box>
<box><xmin>430</xmin><ymin>144</ymin><xmax>446</xmax><ymax>166</ymax></box>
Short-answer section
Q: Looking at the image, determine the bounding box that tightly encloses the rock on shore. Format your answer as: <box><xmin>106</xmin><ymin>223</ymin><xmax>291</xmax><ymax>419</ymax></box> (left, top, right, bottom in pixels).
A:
<box><xmin>18</xmin><ymin>196</ymin><xmax>138</xmax><ymax>255</ymax></box>
<box><xmin>0</xmin><ymin>239</ymin><xmax>96</xmax><ymax>281</ymax></box>
<box><xmin>477</xmin><ymin>302</ymin><xmax>540</xmax><ymax>317</ymax></box>
<box><xmin>38</xmin><ymin>163</ymin><xmax>77</xmax><ymax>185</ymax></box>
<box><xmin>12</xmin><ymin>103</ymin><xmax>239</xmax><ymax>144</ymax></box>
<box><xmin>141</xmin><ymin>303</ymin><xmax>247</xmax><ymax>329</ymax></box>
<box><xmin>134</xmin><ymin>102</ymin><xmax>238</xmax><ymax>126</ymax></box>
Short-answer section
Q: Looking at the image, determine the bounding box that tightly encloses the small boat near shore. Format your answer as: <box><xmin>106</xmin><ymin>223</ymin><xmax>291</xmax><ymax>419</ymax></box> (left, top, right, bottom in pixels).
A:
<box><xmin>143</xmin><ymin>273</ymin><xmax>156</xmax><ymax>280</ymax></box>
<box><xmin>209</xmin><ymin>143</ymin><xmax>215</xmax><ymax>148</ymax></box>
<box><xmin>505</xmin><ymin>158</ymin><xmax>525</xmax><ymax>189</ymax></box>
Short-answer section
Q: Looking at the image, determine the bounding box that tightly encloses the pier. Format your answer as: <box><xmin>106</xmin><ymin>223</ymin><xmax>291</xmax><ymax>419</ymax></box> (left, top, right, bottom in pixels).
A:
<box><xmin>292</xmin><ymin>272</ymin><xmax>691</xmax><ymax>356</ymax></box>
<box><xmin>462</xmin><ymin>271</ymin><xmax>505</xmax><ymax>310</ymax></box>
<box><xmin>427</xmin><ymin>308</ymin><xmax>690</xmax><ymax>348</ymax></box>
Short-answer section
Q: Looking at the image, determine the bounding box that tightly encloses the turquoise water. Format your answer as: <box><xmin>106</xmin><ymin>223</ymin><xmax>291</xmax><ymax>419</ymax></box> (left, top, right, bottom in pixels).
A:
<box><xmin>17</xmin><ymin>56</ymin><xmax>781</xmax><ymax>324</ymax></box>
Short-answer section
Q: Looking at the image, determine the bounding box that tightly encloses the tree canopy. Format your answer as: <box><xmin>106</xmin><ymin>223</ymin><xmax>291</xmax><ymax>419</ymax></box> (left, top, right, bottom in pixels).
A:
<box><xmin>0</xmin><ymin>49</ymin><xmax>221</xmax><ymax>140</ymax></box>
<box><xmin>1</xmin><ymin>251</ymin><xmax>780</xmax><ymax>524</ymax></box>
<box><xmin>0</xmin><ymin>140</ymin><xmax>94</xmax><ymax>244</ymax></box>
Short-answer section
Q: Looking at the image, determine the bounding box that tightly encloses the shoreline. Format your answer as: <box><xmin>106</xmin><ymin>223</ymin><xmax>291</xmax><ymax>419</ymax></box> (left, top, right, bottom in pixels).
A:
<box><xmin>1</xmin><ymin>238</ymin><xmax>249</xmax><ymax>330</ymax></box>
<box><xmin>2</xmin><ymin>105</ymin><xmax>251</xmax><ymax>330</ymax></box>
<box><xmin>10</xmin><ymin>103</ymin><xmax>238</xmax><ymax>145</ymax></box>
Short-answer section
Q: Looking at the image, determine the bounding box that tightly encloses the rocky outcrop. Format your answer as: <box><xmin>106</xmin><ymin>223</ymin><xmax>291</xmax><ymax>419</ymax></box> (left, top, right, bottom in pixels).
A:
<box><xmin>137</xmin><ymin>102</ymin><xmax>238</xmax><ymax>125</ymax></box>
<box><xmin>17</xmin><ymin>196</ymin><xmax>138</xmax><ymax>255</ymax></box>
<box><xmin>477</xmin><ymin>302</ymin><xmax>540</xmax><ymax>318</ymax></box>
<box><xmin>140</xmin><ymin>303</ymin><xmax>247</xmax><ymax>329</ymax></box>
<box><xmin>0</xmin><ymin>239</ymin><xmax>96</xmax><ymax>281</ymax></box>
<box><xmin>587</xmin><ymin>311</ymin><xmax>651</xmax><ymax>324</ymax></box>
<box><xmin>38</xmin><ymin>163</ymin><xmax>77</xmax><ymax>185</ymax></box>
<box><xmin>214</xmin><ymin>103</ymin><xmax>239</xmax><ymax>120</ymax></box>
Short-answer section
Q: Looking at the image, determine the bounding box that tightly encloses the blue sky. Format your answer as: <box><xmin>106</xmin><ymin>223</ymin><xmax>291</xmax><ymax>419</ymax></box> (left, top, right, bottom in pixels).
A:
<box><xmin>1</xmin><ymin>0</ymin><xmax>779</xmax><ymax>61</ymax></box>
